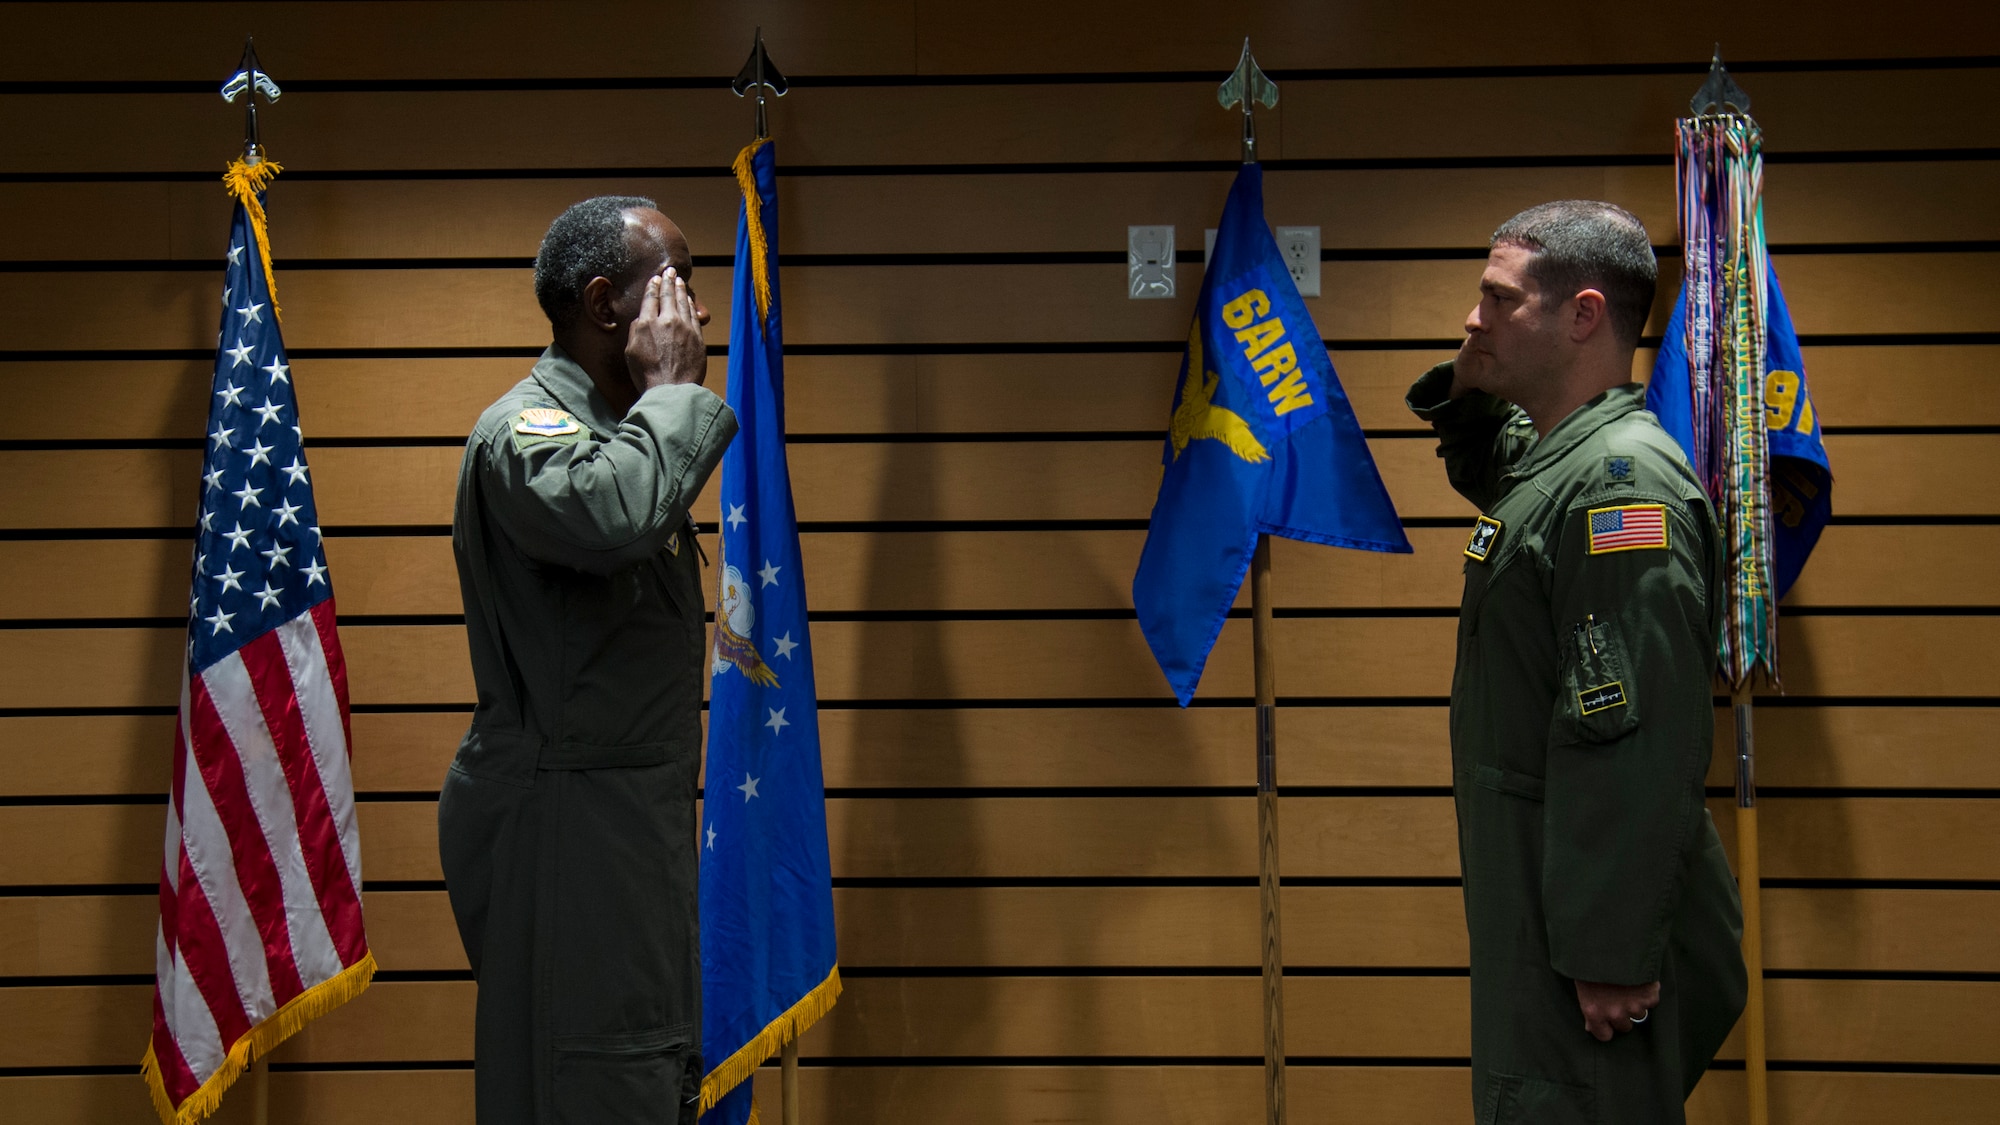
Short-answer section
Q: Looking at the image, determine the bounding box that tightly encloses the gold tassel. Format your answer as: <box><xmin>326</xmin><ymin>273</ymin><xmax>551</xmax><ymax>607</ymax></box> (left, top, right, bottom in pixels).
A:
<box><xmin>142</xmin><ymin>952</ymin><xmax>377</xmax><ymax>1125</ymax></box>
<box><xmin>221</xmin><ymin>155</ymin><xmax>285</xmax><ymax>322</ymax></box>
<box><xmin>698</xmin><ymin>965</ymin><xmax>842</xmax><ymax>1112</ymax></box>
<box><xmin>732</xmin><ymin>139</ymin><xmax>774</xmax><ymax>326</ymax></box>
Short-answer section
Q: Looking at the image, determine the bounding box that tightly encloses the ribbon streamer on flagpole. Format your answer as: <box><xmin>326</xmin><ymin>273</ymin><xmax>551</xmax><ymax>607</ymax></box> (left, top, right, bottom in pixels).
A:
<box><xmin>1674</xmin><ymin>48</ymin><xmax>1774</xmax><ymax>1125</ymax></box>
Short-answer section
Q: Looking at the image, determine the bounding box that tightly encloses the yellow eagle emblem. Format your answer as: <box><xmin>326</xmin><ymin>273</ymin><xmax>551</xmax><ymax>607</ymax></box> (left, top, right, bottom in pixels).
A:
<box><xmin>1170</xmin><ymin>322</ymin><xmax>1269</xmax><ymax>464</ymax></box>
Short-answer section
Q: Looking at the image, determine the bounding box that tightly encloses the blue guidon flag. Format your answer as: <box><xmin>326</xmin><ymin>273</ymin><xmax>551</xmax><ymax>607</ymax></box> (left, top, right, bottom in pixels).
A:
<box><xmin>699</xmin><ymin>137</ymin><xmax>840</xmax><ymax>1124</ymax></box>
<box><xmin>1133</xmin><ymin>164</ymin><xmax>1411</xmax><ymax>704</ymax></box>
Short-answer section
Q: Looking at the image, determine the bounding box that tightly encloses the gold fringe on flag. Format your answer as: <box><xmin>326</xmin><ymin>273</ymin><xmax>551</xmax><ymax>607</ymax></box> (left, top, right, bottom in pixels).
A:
<box><xmin>732</xmin><ymin>138</ymin><xmax>774</xmax><ymax>325</ymax></box>
<box><xmin>698</xmin><ymin>965</ymin><xmax>842</xmax><ymax>1112</ymax></box>
<box><xmin>222</xmin><ymin>155</ymin><xmax>285</xmax><ymax>321</ymax></box>
<box><xmin>142</xmin><ymin>951</ymin><xmax>376</xmax><ymax>1125</ymax></box>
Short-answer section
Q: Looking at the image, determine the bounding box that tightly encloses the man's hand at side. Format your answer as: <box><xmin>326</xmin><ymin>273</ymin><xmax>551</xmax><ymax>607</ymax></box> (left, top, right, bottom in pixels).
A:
<box><xmin>625</xmin><ymin>266</ymin><xmax>707</xmax><ymax>394</ymax></box>
<box><xmin>1574</xmin><ymin>979</ymin><xmax>1660</xmax><ymax>1042</ymax></box>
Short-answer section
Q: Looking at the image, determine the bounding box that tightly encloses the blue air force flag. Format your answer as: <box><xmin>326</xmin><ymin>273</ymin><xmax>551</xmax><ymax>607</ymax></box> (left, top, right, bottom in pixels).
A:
<box><xmin>1133</xmin><ymin>164</ymin><xmax>1411</xmax><ymax>705</ymax></box>
<box><xmin>1648</xmin><ymin>261</ymin><xmax>1833</xmax><ymax>598</ymax></box>
<box><xmin>699</xmin><ymin>138</ymin><xmax>840</xmax><ymax>1125</ymax></box>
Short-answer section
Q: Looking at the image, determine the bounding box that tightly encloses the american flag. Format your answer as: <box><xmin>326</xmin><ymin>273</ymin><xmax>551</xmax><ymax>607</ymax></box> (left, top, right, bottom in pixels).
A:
<box><xmin>1588</xmin><ymin>503</ymin><xmax>1670</xmax><ymax>554</ymax></box>
<box><xmin>143</xmin><ymin>164</ymin><xmax>374</xmax><ymax>1125</ymax></box>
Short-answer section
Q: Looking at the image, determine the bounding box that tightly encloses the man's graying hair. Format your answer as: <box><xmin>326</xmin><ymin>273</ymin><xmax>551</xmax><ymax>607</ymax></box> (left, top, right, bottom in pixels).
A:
<box><xmin>533</xmin><ymin>195</ymin><xmax>660</xmax><ymax>330</ymax></box>
<box><xmin>1491</xmin><ymin>201</ymin><xmax>1658</xmax><ymax>348</ymax></box>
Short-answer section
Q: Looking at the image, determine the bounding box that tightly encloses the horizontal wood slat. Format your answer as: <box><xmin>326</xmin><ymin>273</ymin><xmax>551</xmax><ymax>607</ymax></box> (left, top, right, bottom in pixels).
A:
<box><xmin>6</xmin><ymin>71</ymin><xmax>1996</xmax><ymax>175</ymax></box>
<box><xmin>5</xmin><ymin>1067</ymin><xmax>1994</xmax><ymax>1125</ymax></box>
<box><xmin>4</xmin><ymin>523</ymin><xmax>1991</xmax><ymax>622</ymax></box>
<box><xmin>3</xmin><ymin>615</ymin><xmax>1990</xmax><ymax>710</ymax></box>
<box><xmin>3</xmin><ymin>253</ymin><xmax>1994</xmax><ymax>352</ymax></box>
<box><xmin>6</xmin><ymin>704</ymin><xmax>1993</xmax><ymax>799</ymax></box>
<box><xmin>8</xmin><ymin>163</ymin><xmax>1996</xmax><ymax>264</ymax></box>
<box><xmin>9</xmin><ymin>885</ymin><xmax>1993</xmax><ymax>977</ymax></box>
<box><xmin>4</xmin><ymin>794</ymin><xmax>1991</xmax><ymax>886</ymax></box>
<box><xmin>5</xmin><ymin>1</ymin><xmax>1991</xmax><ymax>81</ymax></box>
<box><xmin>3</xmin><ymin>341</ymin><xmax>1996</xmax><ymax>443</ymax></box>
<box><xmin>7</xmin><ymin>976</ymin><xmax>1992</xmax><ymax>1067</ymax></box>
<box><xmin>5</xmin><ymin>434</ymin><xmax>1994</xmax><ymax>533</ymax></box>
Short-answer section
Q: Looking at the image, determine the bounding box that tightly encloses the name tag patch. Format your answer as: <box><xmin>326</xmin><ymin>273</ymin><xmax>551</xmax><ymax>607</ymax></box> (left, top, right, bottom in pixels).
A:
<box><xmin>1587</xmin><ymin>503</ymin><xmax>1669</xmax><ymax>554</ymax></box>
<box><xmin>1463</xmin><ymin>515</ymin><xmax>1504</xmax><ymax>562</ymax></box>
<box><xmin>1578</xmin><ymin>681</ymin><xmax>1628</xmax><ymax>715</ymax></box>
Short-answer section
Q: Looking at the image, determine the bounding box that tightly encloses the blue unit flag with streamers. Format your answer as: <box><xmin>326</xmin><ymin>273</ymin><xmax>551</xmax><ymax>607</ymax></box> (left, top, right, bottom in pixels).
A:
<box><xmin>1134</xmin><ymin>164</ymin><xmax>1411</xmax><ymax>705</ymax></box>
<box><xmin>699</xmin><ymin>138</ymin><xmax>840</xmax><ymax>1125</ymax></box>
<box><xmin>1648</xmin><ymin>262</ymin><xmax>1833</xmax><ymax>599</ymax></box>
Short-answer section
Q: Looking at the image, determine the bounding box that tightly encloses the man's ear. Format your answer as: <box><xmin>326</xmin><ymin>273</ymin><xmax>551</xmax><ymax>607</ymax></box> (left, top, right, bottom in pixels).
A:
<box><xmin>1571</xmin><ymin>288</ymin><xmax>1609</xmax><ymax>343</ymax></box>
<box><xmin>581</xmin><ymin>275</ymin><xmax>619</xmax><ymax>332</ymax></box>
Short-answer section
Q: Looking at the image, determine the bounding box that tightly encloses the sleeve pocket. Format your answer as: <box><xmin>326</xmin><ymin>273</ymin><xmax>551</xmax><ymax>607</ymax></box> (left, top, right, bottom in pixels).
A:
<box><xmin>1560</xmin><ymin>614</ymin><xmax>1641</xmax><ymax>743</ymax></box>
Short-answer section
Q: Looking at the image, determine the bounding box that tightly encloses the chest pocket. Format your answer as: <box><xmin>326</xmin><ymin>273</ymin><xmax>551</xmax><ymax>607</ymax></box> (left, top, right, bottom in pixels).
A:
<box><xmin>1560</xmin><ymin>614</ymin><xmax>1641</xmax><ymax>743</ymax></box>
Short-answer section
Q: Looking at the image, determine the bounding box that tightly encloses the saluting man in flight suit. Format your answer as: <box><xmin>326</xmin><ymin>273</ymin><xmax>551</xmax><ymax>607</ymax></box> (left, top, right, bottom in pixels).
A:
<box><xmin>1408</xmin><ymin>201</ymin><xmax>1746</xmax><ymax>1124</ymax></box>
<box><xmin>439</xmin><ymin>196</ymin><xmax>738</xmax><ymax>1125</ymax></box>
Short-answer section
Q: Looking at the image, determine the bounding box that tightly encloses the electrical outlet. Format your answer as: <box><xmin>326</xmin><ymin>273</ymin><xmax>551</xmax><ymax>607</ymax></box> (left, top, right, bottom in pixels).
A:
<box><xmin>1274</xmin><ymin>226</ymin><xmax>1321</xmax><ymax>297</ymax></box>
<box><xmin>1127</xmin><ymin>225</ymin><xmax>1175</xmax><ymax>298</ymax></box>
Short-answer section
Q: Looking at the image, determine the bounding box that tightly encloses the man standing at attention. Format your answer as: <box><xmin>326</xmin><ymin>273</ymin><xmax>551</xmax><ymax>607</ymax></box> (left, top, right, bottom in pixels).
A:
<box><xmin>1408</xmin><ymin>201</ymin><xmax>1746</xmax><ymax>1123</ymax></box>
<box><xmin>440</xmin><ymin>196</ymin><xmax>737</xmax><ymax>1123</ymax></box>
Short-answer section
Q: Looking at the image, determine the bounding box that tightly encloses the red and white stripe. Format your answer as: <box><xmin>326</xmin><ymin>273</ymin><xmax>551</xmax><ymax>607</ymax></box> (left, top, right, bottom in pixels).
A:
<box><xmin>149</xmin><ymin>599</ymin><xmax>370</xmax><ymax>1113</ymax></box>
<box><xmin>1590</xmin><ymin>505</ymin><xmax>1669</xmax><ymax>552</ymax></box>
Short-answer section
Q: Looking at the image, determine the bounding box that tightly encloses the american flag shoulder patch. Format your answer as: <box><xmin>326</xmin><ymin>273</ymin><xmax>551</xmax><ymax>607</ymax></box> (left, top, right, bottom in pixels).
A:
<box><xmin>1587</xmin><ymin>503</ymin><xmax>1670</xmax><ymax>554</ymax></box>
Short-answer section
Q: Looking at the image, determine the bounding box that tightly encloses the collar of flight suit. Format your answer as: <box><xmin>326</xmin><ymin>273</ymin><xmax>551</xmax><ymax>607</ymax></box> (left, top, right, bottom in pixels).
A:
<box><xmin>1501</xmin><ymin>381</ymin><xmax>1647</xmax><ymax>487</ymax></box>
<box><xmin>527</xmin><ymin>344</ymin><xmax>623</xmax><ymax>439</ymax></box>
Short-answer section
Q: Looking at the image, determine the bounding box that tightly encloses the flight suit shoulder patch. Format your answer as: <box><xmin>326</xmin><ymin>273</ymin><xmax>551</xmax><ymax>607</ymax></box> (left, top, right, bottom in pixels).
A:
<box><xmin>1585</xmin><ymin>503</ymin><xmax>1670</xmax><ymax>554</ymax></box>
<box><xmin>510</xmin><ymin>406</ymin><xmax>585</xmax><ymax>450</ymax></box>
<box><xmin>1602</xmin><ymin>454</ymin><xmax>1636</xmax><ymax>484</ymax></box>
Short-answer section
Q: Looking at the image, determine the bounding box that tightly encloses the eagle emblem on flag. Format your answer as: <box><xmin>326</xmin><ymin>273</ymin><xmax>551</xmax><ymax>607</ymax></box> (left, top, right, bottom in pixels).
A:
<box><xmin>712</xmin><ymin>556</ymin><xmax>780</xmax><ymax>687</ymax></box>
<box><xmin>1170</xmin><ymin>321</ymin><xmax>1269</xmax><ymax>465</ymax></box>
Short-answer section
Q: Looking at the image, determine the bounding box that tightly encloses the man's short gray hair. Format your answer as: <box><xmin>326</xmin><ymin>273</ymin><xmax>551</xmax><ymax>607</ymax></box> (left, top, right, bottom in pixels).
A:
<box><xmin>533</xmin><ymin>195</ymin><xmax>659</xmax><ymax>330</ymax></box>
<box><xmin>1491</xmin><ymin>201</ymin><xmax>1658</xmax><ymax>348</ymax></box>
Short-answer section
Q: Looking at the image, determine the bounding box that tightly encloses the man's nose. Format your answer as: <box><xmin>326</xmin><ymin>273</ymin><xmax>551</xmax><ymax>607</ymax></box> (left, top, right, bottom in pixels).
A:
<box><xmin>695</xmin><ymin>298</ymin><xmax>712</xmax><ymax>326</ymax></box>
<box><xmin>1464</xmin><ymin>303</ymin><xmax>1483</xmax><ymax>335</ymax></box>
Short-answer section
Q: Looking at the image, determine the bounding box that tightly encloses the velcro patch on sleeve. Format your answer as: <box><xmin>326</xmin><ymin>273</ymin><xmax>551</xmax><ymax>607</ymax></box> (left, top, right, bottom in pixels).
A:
<box><xmin>1578</xmin><ymin>681</ymin><xmax>1628</xmax><ymax>714</ymax></box>
<box><xmin>1463</xmin><ymin>515</ymin><xmax>1503</xmax><ymax>562</ymax></box>
<box><xmin>1586</xmin><ymin>503</ymin><xmax>1669</xmax><ymax>554</ymax></box>
<box><xmin>514</xmin><ymin>407</ymin><xmax>580</xmax><ymax>437</ymax></box>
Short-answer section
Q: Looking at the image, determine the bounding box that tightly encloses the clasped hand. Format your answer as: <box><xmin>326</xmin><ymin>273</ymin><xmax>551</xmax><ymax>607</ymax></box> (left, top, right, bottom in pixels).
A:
<box><xmin>1574</xmin><ymin>979</ymin><xmax>1660</xmax><ymax>1042</ymax></box>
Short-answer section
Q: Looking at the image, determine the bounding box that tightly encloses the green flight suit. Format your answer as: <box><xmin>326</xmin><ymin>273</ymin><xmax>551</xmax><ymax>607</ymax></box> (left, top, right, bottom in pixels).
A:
<box><xmin>439</xmin><ymin>345</ymin><xmax>737</xmax><ymax>1125</ymax></box>
<box><xmin>1409</xmin><ymin>362</ymin><xmax>1747</xmax><ymax>1124</ymax></box>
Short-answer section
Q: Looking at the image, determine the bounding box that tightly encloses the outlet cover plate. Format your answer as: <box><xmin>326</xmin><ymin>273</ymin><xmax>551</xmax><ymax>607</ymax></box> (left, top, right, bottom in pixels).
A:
<box><xmin>1128</xmin><ymin>225</ymin><xmax>1176</xmax><ymax>298</ymax></box>
<box><xmin>1274</xmin><ymin>226</ymin><xmax>1321</xmax><ymax>297</ymax></box>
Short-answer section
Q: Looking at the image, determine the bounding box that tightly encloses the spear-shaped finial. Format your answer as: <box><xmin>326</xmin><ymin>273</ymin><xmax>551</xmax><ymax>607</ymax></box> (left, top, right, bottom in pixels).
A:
<box><xmin>732</xmin><ymin>28</ymin><xmax>788</xmax><ymax>141</ymax></box>
<box><xmin>1218</xmin><ymin>38</ymin><xmax>1278</xmax><ymax>165</ymax></box>
<box><xmin>1690</xmin><ymin>45</ymin><xmax>1752</xmax><ymax>117</ymax></box>
<box><xmin>220</xmin><ymin>37</ymin><xmax>282</xmax><ymax>163</ymax></box>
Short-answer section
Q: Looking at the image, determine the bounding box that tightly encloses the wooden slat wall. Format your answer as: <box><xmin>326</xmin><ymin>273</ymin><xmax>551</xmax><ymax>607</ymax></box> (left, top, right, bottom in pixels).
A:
<box><xmin>1</xmin><ymin>2</ymin><xmax>1995</xmax><ymax>1122</ymax></box>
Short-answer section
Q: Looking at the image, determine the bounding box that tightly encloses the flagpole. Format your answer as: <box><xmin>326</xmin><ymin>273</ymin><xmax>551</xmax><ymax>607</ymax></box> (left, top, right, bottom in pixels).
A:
<box><xmin>731</xmin><ymin>29</ymin><xmax>800</xmax><ymax>1125</ymax></box>
<box><xmin>1685</xmin><ymin>50</ymin><xmax>1770</xmax><ymax>1125</ymax></box>
<box><xmin>1732</xmin><ymin>687</ymin><xmax>1767</xmax><ymax>1125</ymax></box>
<box><xmin>1218</xmin><ymin>39</ymin><xmax>1287</xmax><ymax>1125</ymax></box>
<box><xmin>781</xmin><ymin>1040</ymin><xmax>800</xmax><ymax>1125</ymax></box>
<box><xmin>235</xmin><ymin>38</ymin><xmax>278</xmax><ymax>1125</ymax></box>
<box><xmin>251</xmin><ymin>1058</ymin><xmax>270</xmax><ymax>1125</ymax></box>
<box><xmin>1252</xmin><ymin>534</ymin><xmax>1287</xmax><ymax>1124</ymax></box>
